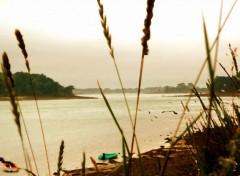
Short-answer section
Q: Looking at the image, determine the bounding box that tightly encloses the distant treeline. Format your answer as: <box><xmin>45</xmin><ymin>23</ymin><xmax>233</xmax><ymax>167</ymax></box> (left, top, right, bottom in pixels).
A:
<box><xmin>0</xmin><ymin>72</ymin><xmax>74</xmax><ymax>97</ymax></box>
<box><xmin>73</xmin><ymin>83</ymin><xmax>208</xmax><ymax>94</ymax></box>
<box><xmin>1</xmin><ymin>72</ymin><xmax>237</xmax><ymax>96</ymax></box>
<box><xmin>74</xmin><ymin>75</ymin><xmax>240</xmax><ymax>95</ymax></box>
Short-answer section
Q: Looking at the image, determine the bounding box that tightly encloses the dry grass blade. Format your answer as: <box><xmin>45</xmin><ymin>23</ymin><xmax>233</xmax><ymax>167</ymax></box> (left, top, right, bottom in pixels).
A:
<box><xmin>57</xmin><ymin>140</ymin><xmax>64</xmax><ymax>175</ymax></box>
<box><xmin>176</xmin><ymin>111</ymin><xmax>205</xmax><ymax>145</ymax></box>
<box><xmin>229</xmin><ymin>43</ymin><xmax>238</xmax><ymax>75</ymax></box>
<box><xmin>203</xmin><ymin>16</ymin><xmax>214</xmax><ymax>85</ymax></box>
<box><xmin>122</xmin><ymin>136</ymin><xmax>128</xmax><ymax>176</ymax></box>
<box><xmin>219</xmin><ymin>62</ymin><xmax>239</xmax><ymax>90</ymax></box>
<box><xmin>97</xmin><ymin>81</ymin><xmax>130</xmax><ymax>155</ymax></box>
<box><xmin>82</xmin><ymin>152</ymin><xmax>86</xmax><ymax>176</ymax></box>
<box><xmin>22</xmin><ymin>168</ymin><xmax>37</xmax><ymax>176</ymax></box>
<box><xmin>198</xmin><ymin>15</ymin><xmax>215</xmax><ymax>175</ymax></box>
<box><xmin>202</xmin><ymin>15</ymin><xmax>214</xmax><ymax>120</ymax></box>
<box><xmin>90</xmin><ymin>157</ymin><xmax>99</xmax><ymax>172</ymax></box>
<box><xmin>213</xmin><ymin>0</ymin><xmax>223</xmax><ymax>76</ymax></box>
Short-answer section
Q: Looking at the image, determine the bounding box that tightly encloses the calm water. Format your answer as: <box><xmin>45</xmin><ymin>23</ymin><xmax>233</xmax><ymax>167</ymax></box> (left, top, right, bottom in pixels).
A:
<box><xmin>0</xmin><ymin>93</ymin><xmax>234</xmax><ymax>175</ymax></box>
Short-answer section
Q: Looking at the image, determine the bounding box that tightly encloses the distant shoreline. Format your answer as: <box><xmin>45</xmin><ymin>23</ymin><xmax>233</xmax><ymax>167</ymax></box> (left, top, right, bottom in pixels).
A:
<box><xmin>1</xmin><ymin>92</ymin><xmax>236</xmax><ymax>101</ymax></box>
<box><xmin>0</xmin><ymin>95</ymin><xmax>97</xmax><ymax>101</ymax></box>
<box><xmin>76</xmin><ymin>92</ymin><xmax>240</xmax><ymax>97</ymax></box>
<box><xmin>171</xmin><ymin>92</ymin><xmax>240</xmax><ymax>97</ymax></box>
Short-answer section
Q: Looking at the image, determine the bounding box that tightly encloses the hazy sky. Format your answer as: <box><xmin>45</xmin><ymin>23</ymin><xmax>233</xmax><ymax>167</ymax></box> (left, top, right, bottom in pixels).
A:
<box><xmin>0</xmin><ymin>0</ymin><xmax>240</xmax><ymax>88</ymax></box>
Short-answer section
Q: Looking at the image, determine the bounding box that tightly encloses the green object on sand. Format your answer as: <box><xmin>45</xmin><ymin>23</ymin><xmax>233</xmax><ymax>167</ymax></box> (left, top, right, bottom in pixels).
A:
<box><xmin>98</xmin><ymin>153</ymin><xmax>118</xmax><ymax>160</ymax></box>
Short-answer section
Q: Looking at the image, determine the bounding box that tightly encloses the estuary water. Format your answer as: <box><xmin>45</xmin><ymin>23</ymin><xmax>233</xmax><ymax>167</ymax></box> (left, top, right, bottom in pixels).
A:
<box><xmin>0</xmin><ymin>93</ymin><xmax>234</xmax><ymax>175</ymax></box>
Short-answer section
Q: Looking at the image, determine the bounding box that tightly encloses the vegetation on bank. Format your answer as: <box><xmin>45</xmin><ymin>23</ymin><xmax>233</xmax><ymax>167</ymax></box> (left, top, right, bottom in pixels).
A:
<box><xmin>215</xmin><ymin>74</ymin><xmax>240</xmax><ymax>93</ymax></box>
<box><xmin>0</xmin><ymin>72</ymin><xmax>75</xmax><ymax>97</ymax></box>
<box><xmin>74</xmin><ymin>83</ymin><xmax>206</xmax><ymax>94</ymax></box>
<box><xmin>1</xmin><ymin>71</ymin><xmax>238</xmax><ymax>97</ymax></box>
<box><xmin>74</xmin><ymin>75</ymin><xmax>240</xmax><ymax>94</ymax></box>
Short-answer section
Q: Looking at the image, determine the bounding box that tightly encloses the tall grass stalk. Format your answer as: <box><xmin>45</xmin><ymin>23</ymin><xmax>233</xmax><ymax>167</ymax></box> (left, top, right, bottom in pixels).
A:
<box><xmin>3</xmin><ymin>30</ymin><xmax>39</xmax><ymax>173</ymax></box>
<box><xmin>202</xmin><ymin>15</ymin><xmax>214</xmax><ymax>113</ymax></box>
<box><xmin>202</xmin><ymin>16</ymin><xmax>216</xmax><ymax>172</ymax></box>
<box><xmin>129</xmin><ymin>0</ymin><xmax>155</xmax><ymax>171</ymax></box>
<box><xmin>160</xmin><ymin>1</ymin><xmax>238</xmax><ymax>175</ymax></box>
<box><xmin>96</xmin><ymin>0</ymin><xmax>134</xmax><ymax>127</ymax></box>
<box><xmin>96</xmin><ymin>0</ymin><xmax>143</xmax><ymax>171</ymax></box>
<box><xmin>1</xmin><ymin>52</ymin><xmax>29</xmax><ymax>172</ymax></box>
<box><xmin>15</xmin><ymin>29</ymin><xmax>51</xmax><ymax>176</ymax></box>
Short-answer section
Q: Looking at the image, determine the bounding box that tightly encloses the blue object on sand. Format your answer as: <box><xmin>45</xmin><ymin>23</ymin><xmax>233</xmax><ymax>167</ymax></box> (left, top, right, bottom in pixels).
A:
<box><xmin>98</xmin><ymin>153</ymin><xmax>118</xmax><ymax>160</ymax></box>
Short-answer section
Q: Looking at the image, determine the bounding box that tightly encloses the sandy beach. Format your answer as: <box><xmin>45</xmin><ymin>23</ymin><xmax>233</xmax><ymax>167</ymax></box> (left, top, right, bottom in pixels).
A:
<box><xmin>62</xmin><ymin>139</ymin><xmax>198</xmax><ymax>176</ymax></box>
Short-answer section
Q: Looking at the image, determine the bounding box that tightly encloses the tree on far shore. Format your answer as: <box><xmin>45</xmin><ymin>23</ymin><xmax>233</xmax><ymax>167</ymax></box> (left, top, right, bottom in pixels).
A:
<box><xmin>0</xmin><ymin>72</ymin><xmax>75</xmax><ymax>97</ymax></box>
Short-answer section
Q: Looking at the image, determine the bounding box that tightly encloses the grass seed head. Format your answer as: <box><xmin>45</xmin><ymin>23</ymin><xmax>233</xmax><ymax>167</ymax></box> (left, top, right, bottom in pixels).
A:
<box><xmin>15</xmin><ymin>29</ymin><xmax>28</xmax><ymax>59</ymax></box>
<box><xmin>2</xmin><ymin>52</ymin><xmax>14</xmax><ymax>87</ymax></box>
<box><xmin>141</xmin><ymin>0</ymin><xmax>155</xmax><ymax>56</ymax></box>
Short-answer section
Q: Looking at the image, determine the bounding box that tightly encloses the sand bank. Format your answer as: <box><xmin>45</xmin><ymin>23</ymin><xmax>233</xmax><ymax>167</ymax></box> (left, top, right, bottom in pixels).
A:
<box><xmin>62</xmin><ymin>139</ymin><xmax>198</xmax><ymax>176</ymax></box>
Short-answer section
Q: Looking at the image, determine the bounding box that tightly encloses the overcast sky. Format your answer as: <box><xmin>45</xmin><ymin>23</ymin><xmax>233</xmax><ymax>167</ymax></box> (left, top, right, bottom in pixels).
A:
<box><xmin>0</xmin><ymin>0</ymin><xmax>240</xmax><ymax>88</ymax></box>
